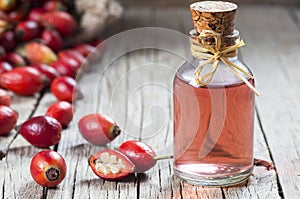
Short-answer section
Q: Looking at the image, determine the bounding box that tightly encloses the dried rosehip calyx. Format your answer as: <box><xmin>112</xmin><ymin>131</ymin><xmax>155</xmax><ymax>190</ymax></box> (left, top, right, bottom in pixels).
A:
<box><xmin>88</xmin><ymin>149</ymin><xmax>135</xmax><ymax>180</ymax></box>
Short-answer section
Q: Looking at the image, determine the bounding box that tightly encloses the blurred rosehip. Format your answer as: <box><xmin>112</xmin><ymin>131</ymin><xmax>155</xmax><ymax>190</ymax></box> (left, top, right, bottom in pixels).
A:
<box><xmin>28</xmin><ymin>8</ymin><xmax>45</xmax><ymax>22</ymax></box>
<box><xmin>15</xmin><ymin>20</ymin><xmax>42</xmax><ymax>42</ymax></box>
<box><xmin>31</xmin><ymin>63</ymin><xmax>60</xmax><ymax>83</ymax></box>
<box><xmin>17</xmin><ymin>42</ymin><xmax>57</xmax><ymax>65</ymax></box>
<box><xmin>41</xmin><ymin>29</ymin><xmax>62</xmax><ymax>52</ymax></box>
<box><xmin>43</xmin><ymin>0</ymin><xmax>66</xmax><ymax>11</ymax></box>
<box><xmin>0</xmin><ymin>62</ymin><xmax>12</xmax><ymax>74</ymax></box>
<box><xmin>0</xmin><ymin>31</ymin><xmax>16</xmax><ymax>52</ymax></box>
<box><xmin>2</xmin><ymin>52</ymin><xmax>27</xmax><ymax>67</ymax></box>
<box><xmin>0</xmin><ymin>88</ymin><xmax>11</xmax><ymax>106</ymax></box>
<box><xmin>40</xmin><ymin>11</ymin><xmax>77</xmax><ymax>37</ymax></box>
<box><xmin>0</xmin><ymin>0</ymin><xmax>17</xmax><ymax>11</ymax></box>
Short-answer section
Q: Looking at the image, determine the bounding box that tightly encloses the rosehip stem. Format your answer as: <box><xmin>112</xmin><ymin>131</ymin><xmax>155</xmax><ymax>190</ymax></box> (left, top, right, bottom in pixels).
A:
<box><xmin>153</xmin><ymin>155</ymin><xmax>173</xmax><ymax>161</ymax></box>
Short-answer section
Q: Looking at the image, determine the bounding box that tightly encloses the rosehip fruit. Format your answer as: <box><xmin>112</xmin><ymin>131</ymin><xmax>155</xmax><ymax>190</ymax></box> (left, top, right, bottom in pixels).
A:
<box><xmin>58</xmin><ymin>49</ymin><xmax>86</xmax><ymax>66</ymax></box>
<box><xmin>78</xmin><ymin>113</ymin><xmax>121</xmax><ymax>146</ymax></box>
<box><xmin>19</xmin><ymin>115</ymin><xmax>62</xmax><ymax>148</ymax></box>
<box><xmin>43</xmin><ymin>0</ymin><xmax>66</xmax><ymax>11</ymax></box>
<box><xmin>0</xmin><ymin>88</ymin><xmax>11</xmax><ymax>106</ymax></box>
<box><xmin>15</xmin><ymin>20</ymin><xmax>41</xmax><ymax>42</ymax></box>
<box><xmin>28</xmin><ymin>8</ymin><xmax>45</xmax><ymax>22</ymax></box>
<box><xmin>50</xmin><ymin>76</ymin><xmax>82</xmax><ymax>102</ymax></box>
<box><xmin>17</xmin><ymin>42</ymin><xmax>57</xmax><ymax>65</ymax></box>
<box><xmin>0</xmin><ymin>0</ymin><xmax>17</xmax><ymax>11</ymax></box>
<box><xmin>0</xmin><ymin>67</ymin><xmax>45</xmax><ymax>96</ymax></box>
<box><xmin>7</xmin><ymin>3</ymin><xmax>30</xmax><ymax>23</ymax></box>
<box><xmin>31</xmin><ymin>63</ymin><xmax>60</xmax><ymax>83</ymax></box>
<box><xmin>73</xmin><ymin>43</ymin><xmax>95</xmax><ymax>58</ymax></box>
<box><xmin>0</xmin><ymin>61</ymin><xmax>12</xmax><ymax>74</ymax></box>
<box><xmin>40</xmin><ymin>11</ymin><xmax>77</xmax><ymax>37</ymax></box>
<box><xmin>88</xmin><ymin>149</ymin><xmax>135</xmax><ymax>180</ymax></box>
<box><xmin>2</xmin><ymin>52</ymin><xmax>27</xmax><ymax>67</ymax></box>
<box><xmin>50</xmin><ymin>57</ymin><xmax>79</xmax><ymax>78</ymax></box>
<box><xmin>118</xmin><ymin>140</ymin><xmax>157</xmax><ymax>173</ymax></box>
<box><xmin>30</xmin><ymin>150</ymin><xmax>66</xmax><ymax>187</ymax></box>
<box><xmin>41</xmin><ymin>29</ymin><xmax>62</xmax><ymax>52</ymax></box>
<box><xmin>0</xmin><ymin>31</ymin><xmax>16</xmax><ymax>52</ymax></box>
<box><xmin>46</xmin><ymin>101</ymin><xmax>73</xmax><ymax>127</ymax></box>
<box><xmin>0</xmin><ymin>105</ymin><xmax>17</xmax><ymax>135</ymax></box>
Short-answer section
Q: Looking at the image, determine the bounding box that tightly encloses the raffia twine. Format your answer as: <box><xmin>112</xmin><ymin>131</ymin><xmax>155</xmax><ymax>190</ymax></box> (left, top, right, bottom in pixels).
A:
<box><xmin>191</xmin><ymin>30</ymin><xmax>259</xmax><ymax>96</ymax></box>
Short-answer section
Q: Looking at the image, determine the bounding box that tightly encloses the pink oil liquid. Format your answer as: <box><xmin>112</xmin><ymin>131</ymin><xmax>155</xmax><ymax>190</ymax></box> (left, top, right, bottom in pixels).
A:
<box><xmin>173</xmin><ymin>74</ymin><xmax>255</xmax><ymax>186</ymax></box>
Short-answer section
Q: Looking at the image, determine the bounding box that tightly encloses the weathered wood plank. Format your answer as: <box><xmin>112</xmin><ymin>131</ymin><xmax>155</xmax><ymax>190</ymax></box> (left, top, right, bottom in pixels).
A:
<box><xmin>237</xmin><ymin>5</ymin><xmax>300</xmax><ymax>198</ymax></box>
<box><xmin>0</xmin><ymin>94</ymin><xmax>43</xmax><ymax>199</ymax></box>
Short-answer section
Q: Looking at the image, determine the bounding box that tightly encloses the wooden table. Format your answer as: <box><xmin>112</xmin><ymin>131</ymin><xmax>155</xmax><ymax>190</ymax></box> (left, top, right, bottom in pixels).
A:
<box><xmin>1</xmin><ymin>5</ymin><xmax>300</xmax><ymax>199</ymax></box>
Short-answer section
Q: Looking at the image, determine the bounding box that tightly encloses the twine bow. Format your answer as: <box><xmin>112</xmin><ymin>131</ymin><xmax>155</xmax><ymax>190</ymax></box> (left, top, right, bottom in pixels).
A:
<box><xmin>191</xmin><ymin>30</ymin><xmax>259</xmax><ymax>96</ymax></box>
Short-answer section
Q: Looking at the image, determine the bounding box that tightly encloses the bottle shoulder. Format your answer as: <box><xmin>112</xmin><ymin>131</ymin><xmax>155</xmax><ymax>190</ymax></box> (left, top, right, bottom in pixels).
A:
<box><xmin>176</xmin><ymin>57</ymin><xmax>253</xmax><ymax>87</ymax></box>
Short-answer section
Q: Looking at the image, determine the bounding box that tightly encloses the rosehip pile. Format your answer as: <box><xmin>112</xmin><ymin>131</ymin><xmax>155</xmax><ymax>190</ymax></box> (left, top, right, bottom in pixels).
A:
<box><xmin>0</xmin><ymin>0</ymin><xmax>173</xmax><ymax>188</ymax></box>
<box><xmin>0</xmin><ymin>0</ymin><xmax>102</xmax><ymax>96</ymax></box>
<box><xmin>0</xmin><ymin>0</ymin><xmax>105</xmax><ymax>188</ymax></box>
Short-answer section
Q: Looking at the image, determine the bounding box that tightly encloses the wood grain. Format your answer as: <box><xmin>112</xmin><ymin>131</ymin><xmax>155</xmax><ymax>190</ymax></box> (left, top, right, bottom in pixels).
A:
<box><xmin>1</xmin><ymin>5</ymin><xmax>299</xmax><ymax>198</ymax></box>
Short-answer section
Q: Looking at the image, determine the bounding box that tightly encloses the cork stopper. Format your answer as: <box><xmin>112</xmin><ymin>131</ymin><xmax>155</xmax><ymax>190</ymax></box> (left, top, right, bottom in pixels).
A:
<box><xmin>190</xmin><ymin>1</ymin><xmax>237</xmax><ymax>35</ymax></box>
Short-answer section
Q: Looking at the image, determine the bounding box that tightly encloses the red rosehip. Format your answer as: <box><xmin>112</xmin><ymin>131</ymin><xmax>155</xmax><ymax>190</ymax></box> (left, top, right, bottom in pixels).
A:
<box><xmin>7</xmin><ymin>3</ymin><xmax>30</xmax><ymax>23</ymax></box>
<box><xmin>40</xmin><ymin>11</ymin><xmax>77</xmax><ymax>37</ymax></box>
<box><xmin>88</xmin><ymin>149</ymin><xmax>135</xmax><ymax>180</ymax></box>
<box><xmin>41</xmin><ymin>29</ymin><xmax>62</xmax><ymax>52</ymax></box>
<box><xmin>17</xmin><ymin>42</ymin><xmax>57</xmax><ymax>65</ymax></box>
<box><xmin>118</xmin><ymin>140</ymin><xmax>157</xmax><ymax>173</ymax></box>
<box><xmin>0</xmin><ymin>31</ymin><xmax>16</xmax><ymax>52</ymax></box>
<box><xmin>19</xmin><ymin>115</ymin><xmax>62</xmax><ymax>148</ymax></box>
<box><xmin>28</xmin><ymin>8</ymin><xmax>45</xmax><ymax>22</ymax></box>
<box><xmin>31</xmin><ymin>63</ymin><xmax>60</xmax><ymax>83</ymax></box>
<box><xmin>46</xmin><ymin>101</ymin><xmax>73</xmax><ymax>127</ymax></box>
<box><xmin>0</xmin><ymin>105</ymin><xmax>17</xmax><ymax>135</ymax></box>
<box><xmin>50</xmin><ymin>58</ymin><xmax>78</xmax><ymax>78</ymax></box>
<box><xmin>58</xmin><ymin>49</ymin><xmax>86</xmax><ymax>66</ymax></box>
<box><xmin>78</xmin><ymin>113</ymin><xmax>121</xmax><ymax>146</ymax></box>
<box><xmin>0</xmin><ymin>67</ymin><xmax>45</xmax><ymax>96</ymax></box>
<box><xmin>43</xmin><ymin>0</ymin><xmax>66</xmax><ymax>11</ymax></box>
<box><xmin>2</xmin><ymin>52</ymin><xmax>27</xmax><ymax>67</ymax></box>
<box><xmin>0</xmin><ymin>88</ymin><xmax>11</xmax><ymax>106</ymax></box>
<box><xmin>15</xmin><ymin>20</ymin><xmax>42</xmax><ymax>42</ymax></box>
<box><xmin>0</xmin><ymin>61</ymin><xmax>12</xmax><ymax>74</ymax></box>
<box><xmin>50</xmin><ymin>76</ymin><xmax>82</xmax><ymax>102</ymax></box>
<box><xmin>73</xmin><ymin>43</ymin><xmax>95</xmax><ymax>58</ymax></box>
<box><xmin>30</xmin><ymin>150</ymin><xmax>66</xmax><ymax>187</ymax></box>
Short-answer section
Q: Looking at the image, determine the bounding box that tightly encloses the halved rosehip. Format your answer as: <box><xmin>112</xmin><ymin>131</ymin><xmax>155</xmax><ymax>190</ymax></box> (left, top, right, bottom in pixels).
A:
<box><xmin>46</xmin><ymin>101</ymin><xmax>73</xmax><ymax>127</ymax></box>
<box><xmin>19</xmin><ymin>115</ymin><xmax>62</xmax><ymax>148</ymax></box>
<box><xmin>0</xmin><ymin>105</ymin><xmax>18</xmax><ymax>135</ymax></box>
<box><xmin>118</xmin><ymin>140</ymin><xmax>157</xmax><ymax>173</ymax></box>
<box><xmin>78</xmin><ymin>113</ymin><xmax>121</xmax><ymax>146</ymax></box>
<box><xmin>30</xmin><ymin>150</ymin><xmax>66</xmax><ymax>187</ymax></box>
<box><xmin>88</xmin><ymin>149</ymin><xmax>135</xmax><ymax>180</ymax></box>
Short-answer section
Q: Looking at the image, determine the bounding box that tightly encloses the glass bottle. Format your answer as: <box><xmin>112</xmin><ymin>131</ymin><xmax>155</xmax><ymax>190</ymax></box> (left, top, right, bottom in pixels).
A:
<box><xmin>173</xmin><ymin>1</ymin><xmax>256</xmax><ymax>186</ymax></box>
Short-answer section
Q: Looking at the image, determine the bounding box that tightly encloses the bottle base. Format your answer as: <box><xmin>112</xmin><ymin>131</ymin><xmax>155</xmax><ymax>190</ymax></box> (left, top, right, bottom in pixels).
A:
<box><xmin>174</xmin><ymin>164</ymin><xmax>253</xmax><ymax>187</ymax></box>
